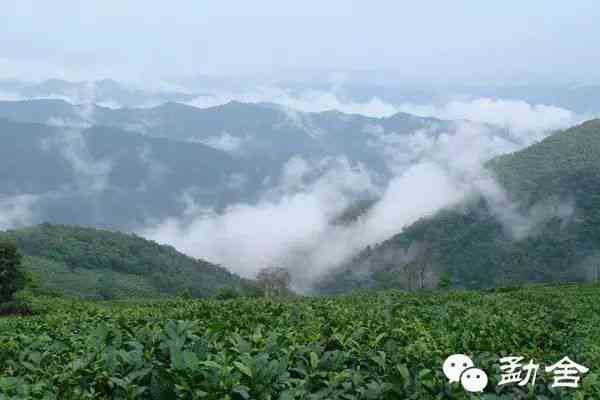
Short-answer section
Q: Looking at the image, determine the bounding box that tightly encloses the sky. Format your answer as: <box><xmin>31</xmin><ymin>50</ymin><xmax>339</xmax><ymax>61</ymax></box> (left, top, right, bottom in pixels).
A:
<box><xmin>2</xmin><ymin>0</ymin><xmax>600</xmax><ymax>84</ymax></box>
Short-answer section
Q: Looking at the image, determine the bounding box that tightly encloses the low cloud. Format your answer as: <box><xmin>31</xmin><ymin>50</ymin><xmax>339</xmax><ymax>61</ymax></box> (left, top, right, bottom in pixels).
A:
<box><xmin>140</xmin><ymin>114</ymin><xmax>574</xmax><ymax>292</ymax></box>
<box><xmin>0</xmin><ymin>91</ymin><xmax>24</xmax><ymax>102</ymax></box>
<box><xmin>186</xmin><ymin>87</ymin><xmax>398</xmax><ymax>118</ymax></box>
<box><xmin>274</xmin><ymin>106</ymin><xmax>325</xmax><ymax>138</ymax></box>
<box><xmin>185</xmin><ymin>88</ymin><xmax>587</xmax><ymax>136</ymax></box>
<box><xmin>0</xmin><ymin>81</ymin><xmax>123</xmax><ymax>112</ymax></box>
<box><xmin>47</xmin><ymin>117</ymin><xmax>91</xmax><ymax>130</ymax></box>
<box><xmin>0</xmin><ymin>194</ymin><xmax>39</xmax><ymax>230</ymax></box>
<box><xmin>191</xmin><ymin>132</ymin><xmax>249</xmax><ymax>154</ymax></box>
<box><xmin>41</xmin><ymin>129</ymin><xmax>113</xmax><ymax>194</ymax></box>
<box><xmin>398</xmin><ymin>97</ymin><xmax>584</xmax><ymax>138</ymax></box>
<box><xmin>140</xmin><ymin>156</ymin><xmax>377</xmax><ymax>288</ymax></box>
<box><xmin>137</xmin><ymin>145</ymin><xmax>171</xmax><ymax>189</ymax></box>
<box><xmin>473</xmin><ymin>175</ymin><xmax>575</xmax><ymax>240</ymax></box>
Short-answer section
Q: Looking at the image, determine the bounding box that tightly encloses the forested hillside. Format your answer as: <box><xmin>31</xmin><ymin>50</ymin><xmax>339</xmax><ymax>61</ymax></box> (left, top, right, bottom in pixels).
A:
<box><xmin>318</xmin><ymin>120</ymin><xmax>600</xmax><ymax>293</ymax></box>
<box><xmin>0</xmin><ymin>118</ymin><xmax>255</xmax><ymax>229</ymax></box>
<box><xmin>0</xmin><ymin>224</ymin><xmax>247</xmax><ymax>299</ymax></box>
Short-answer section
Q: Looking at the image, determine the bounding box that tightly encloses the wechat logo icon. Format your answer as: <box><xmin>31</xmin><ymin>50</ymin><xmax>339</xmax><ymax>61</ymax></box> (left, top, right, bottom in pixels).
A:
<box><xmin>443</xmin><ymin>354</ymin><xmax>488</xmax><ymax>393</ymax></box>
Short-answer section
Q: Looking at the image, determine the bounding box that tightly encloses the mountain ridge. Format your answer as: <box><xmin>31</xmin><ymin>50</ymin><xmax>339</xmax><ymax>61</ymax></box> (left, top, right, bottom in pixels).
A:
<box><xmin>317</xmin><ymin>119</ymin><xmax>600</xmax><ymax>293</ymax></box>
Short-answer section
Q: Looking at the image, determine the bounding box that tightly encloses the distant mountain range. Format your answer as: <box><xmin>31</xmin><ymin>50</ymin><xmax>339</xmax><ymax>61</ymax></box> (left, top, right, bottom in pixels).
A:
<box><xmin>317</xmin><ymin>120</ymin><xmax>600</xmax><ymax>293</ymax></box>
<box><xmin>4</xmin><ymin>78</ymin><xmax>600</xmax><ymax>115</ymax></box>
<box><xmin>0</xmin><ymin>98</ymin><xmax>450</xmax><ymax>168</ymax></box>
<box><xmin>0</xmin><ymin>78</ymin><xmax>196</xmax><ymax>108</ymax></box>
<box><xmin>0</xmin><ymin>98</ymin><xmax>477</xmax><ymax>230</ymax></box>
<box><xmin>0</xmin><ymin>117</ymin><xmax>254</xmax><ymax>229</ymax></box>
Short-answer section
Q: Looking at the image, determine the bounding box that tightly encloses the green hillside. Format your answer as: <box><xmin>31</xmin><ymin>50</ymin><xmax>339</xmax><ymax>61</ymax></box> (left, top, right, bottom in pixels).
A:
<box><xmin>489</xmin><ymin>119</ymin><xmax>600</xmax><ymax>201</ymax></box>
<box><xmin>318</xmin><ymin>120</ymin><xmax>600</xmax><ymax>293</ymax></box>
<box><xmin>0</xmin><ymin>224</ymin><xmax>247</xmax><ymax>299</ymax></box>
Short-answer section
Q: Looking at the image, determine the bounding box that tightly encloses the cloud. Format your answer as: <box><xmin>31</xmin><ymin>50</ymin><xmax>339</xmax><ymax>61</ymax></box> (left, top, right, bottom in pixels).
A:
<box><xmin>140</xmin><ymin>156</ymin><xmax>377</xmax><ymax>288</ymax></box>
<box><xmin>137</xmin><ymin>145</ymin><xmax>171</xmax><ymax>189</ymax></box>
<box><xmin>47</xmin><ymin>117</ymin><xmax>91</xmax><ymax>129</ymax></box>
<box><xmin>186</xmin><ymin>87</ymin><xmax>398</xmax><ymax>118</ymax></box>
<box><xmin>0</xmin><ymin>194</ymin><xmax>39</xmax><ymax>230</ymax></box>
<box><xmin>139</xmin><ymin>123</ymin><xmax>503</xmax><ymax>291</ymax></box>
<box><xmin>0</xmin><ymin>91</ymin><xmax>24</xmax><ymax>102</ymax></box>
<box><xmin>73</xmin><ymin>81</ymin><xmax>98</xmax><ymax>122</ymax></box>
<box><xmin>41</xmin><ymin>129</ymin><xmax>113</xmax><ymax>193</ymax></box>
<box><xmin>472</xmin><ymin>175</ymin><xmax>574</xmax><ymax>240</ymax></box>
<box><xmin>364</xmin><ymin>119</ymin><xmax>574</xmax><ymax>241</ymax></box>
<box><xmin>366</xmin><ymin>121</ymin><xmax>521</xmax><ymax>174</ymax></box>
<box><xmin>0</xmin><ymin>80</ymin><xmax>124</xmax><ymax>111</ymax></box>
<box><xmin>96</xmin><ymin>100</ymin><xmax>122</xmax><ymax>110</ymax></box>
<box><xmin>398</xmin><ymin>97</ymin><xmax>584</xmax><ymax>138</ymax></box>
<box><xmin>139</xmin><ymin>110</ymin><xmax>575</xmax><ymax>292</ymax></box>
<box><xmin>274</xmin><ymin>106</ymin><xmax>325</xmax><ymax>138</ymax></box>
<box><xmin>0</xmin><ymin>88</ymin><xmax>94</xmax><ymax>106</ymax></box>
<box><xmin>328</xmin><ymin>122</ymin><xmax>516</xmax><ymax>253</ymax></box>
<box><xmin>191</xmin><ymin>132</ymin><xmax>248</xmax><ymax>154</ymax></box>
<box><xmin>184</xmin><ymin>86</ymin><xmax>589</xmax><ymax>136</ymax></box>
<box><xmin>278</xmin><ymin>155</ymin><xmax>313</xmax><ymax>190</ymax></box>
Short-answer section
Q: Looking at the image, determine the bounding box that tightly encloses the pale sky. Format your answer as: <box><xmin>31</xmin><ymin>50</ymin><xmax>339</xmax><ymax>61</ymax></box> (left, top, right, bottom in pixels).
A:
<box><xmin>2</xmin><ymin>1</ymin><xmax>599</xmax><ymax>84</ymax></box>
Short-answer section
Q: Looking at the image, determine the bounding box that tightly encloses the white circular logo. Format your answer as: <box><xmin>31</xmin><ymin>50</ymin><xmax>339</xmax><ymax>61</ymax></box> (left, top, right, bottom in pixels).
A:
<box><xmin>460</xmin><ymin>367</ymin><xmax>488</xmax><ymax>393</ymax></box>
<box><xmin>443</xmin><ymin>354</ymin><xmax>474</xmax><ymax>383</ymax></box>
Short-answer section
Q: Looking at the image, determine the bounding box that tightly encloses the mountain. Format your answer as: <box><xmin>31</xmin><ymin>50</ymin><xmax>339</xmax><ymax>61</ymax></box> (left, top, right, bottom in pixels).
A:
<box><xmin>0</xmin><ymin>98</ymin><xmax>486</xmax><ymax>231</ymax></box>
<box><xmin>0</xmin><ymin>223</ymin><xmax>247</xmax><ymax>299</ymax></box>
<box><xmin>0</xmin><ymin>79</ymin><xmax>196</xmax><ymax>108</ymax></box>
<box><xmin>0</xmin><ymin>118</ymin><xmax>259</xmax><ymax>230</ymax></box>
<box><xmin>317</xmin><ymin>119</ymin><xmax>600</xmax><ymax>293</ymax></box>
<box><xmin>0</xmin><ymin>99</ymin><xmax>83</xmax><ymax>125</ymax></box>
<box><xmin>0</xmin><ymin>98</ymin><xmax>460</xmax><ymax>175</ymax></box>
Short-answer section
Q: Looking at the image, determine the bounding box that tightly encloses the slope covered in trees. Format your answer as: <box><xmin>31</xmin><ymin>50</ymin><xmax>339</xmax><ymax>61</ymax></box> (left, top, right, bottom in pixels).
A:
<box><xmin>0</xmin><ymin>224</ymin><xmax>247</xmax><ymax>299</ymax></box>
<box><xmin>0</xmin><ymin>118</ymin><xmax>254</xmax><ymax>229</ymax></box>
<box><xmin>318</xmin><ymin>120</ymin><xmax>600</xmax><ymax>293</ymax></box>
<box><xmin>0</xmin><ymin>99</ymin><xmax>466</xmax><ymax>181</ymax></box>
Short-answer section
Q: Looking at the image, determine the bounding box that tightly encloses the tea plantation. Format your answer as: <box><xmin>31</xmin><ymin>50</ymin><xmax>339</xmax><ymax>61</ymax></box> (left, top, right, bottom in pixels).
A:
<box><xmin>2</xmin><ymin>285</ymin><xmax>600</xmax><ymax>399</ymax></box>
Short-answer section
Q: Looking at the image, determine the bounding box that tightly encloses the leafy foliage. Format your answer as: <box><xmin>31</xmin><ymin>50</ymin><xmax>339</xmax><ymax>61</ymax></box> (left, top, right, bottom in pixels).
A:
<box><xmin>1</xmin><ymin>285</ymin><xmax>600</xmax><ymax>398</ymax></box>
<box><xmin>0</xmin><ymin>239</ymin><xmax>25</xmax><ymax>303</ymax></box>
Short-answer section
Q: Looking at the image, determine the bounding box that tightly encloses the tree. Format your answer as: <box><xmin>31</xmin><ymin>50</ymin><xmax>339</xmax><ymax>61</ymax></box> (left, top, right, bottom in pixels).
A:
<box><xmin>417</xmin><ymin>261</ymin><xmax>430</xmax><ymax>290</ymax></box>
<box><xmin>0</xmin><ymin>240</ymin><xmax>26</xmax><ymax>303</ymax></box>
<box><xmin>97</xmin><ymin>274</ymin><xmax>118</xmax><ymax>300</ymax></box>
<box><xmin>437</xmin><ymin>271</ymin><xmax>453</xmax><ymax>290</ymax></box>
<box><xmin>256</xmin><ymin>267</ymin><xmax>291</xmax><ymax>297</ymax></box>
<box><xmin>214</xmin><ymin>286</ymin><xmax>239</xmax><ymax>300</ymax></box>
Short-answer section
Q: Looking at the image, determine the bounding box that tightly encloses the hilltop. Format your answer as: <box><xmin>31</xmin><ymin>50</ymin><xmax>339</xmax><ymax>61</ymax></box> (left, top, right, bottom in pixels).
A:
<box><xmin>0</xmin><ymin>223</ymin><xmax>248</xmax><ymax>299</ymax></box>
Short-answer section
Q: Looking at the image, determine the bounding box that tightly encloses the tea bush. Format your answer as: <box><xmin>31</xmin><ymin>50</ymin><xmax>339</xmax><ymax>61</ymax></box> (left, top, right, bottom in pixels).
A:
<box><xmin>1</xmin><ymin>285</ymin><xmax>600</xmax><ymax>399</ymax></box>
